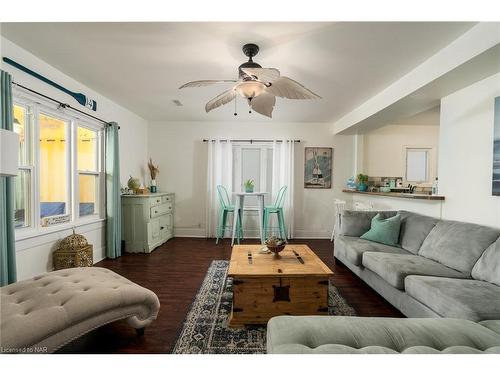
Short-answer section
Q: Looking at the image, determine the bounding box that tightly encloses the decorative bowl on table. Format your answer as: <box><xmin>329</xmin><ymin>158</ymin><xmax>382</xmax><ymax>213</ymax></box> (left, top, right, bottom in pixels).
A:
<box><xmin>265</xmin><ymin>236</ymin><xmax>287</xmax><ymax>258</ymax></box>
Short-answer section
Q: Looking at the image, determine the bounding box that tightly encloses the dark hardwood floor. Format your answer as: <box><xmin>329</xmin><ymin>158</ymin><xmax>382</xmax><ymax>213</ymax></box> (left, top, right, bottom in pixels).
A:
<box><xmin>58</xmin><ymin>237</ymin><xmax>403</xmax><ymax>354</ymax></box>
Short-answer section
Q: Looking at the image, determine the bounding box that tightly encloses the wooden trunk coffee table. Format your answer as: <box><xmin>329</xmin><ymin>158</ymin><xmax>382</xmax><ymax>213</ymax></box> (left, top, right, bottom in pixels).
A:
<box><xmin>227</xmin><ymin>244</ymin><xmax>333</xmax><ymax>327</ymax></box>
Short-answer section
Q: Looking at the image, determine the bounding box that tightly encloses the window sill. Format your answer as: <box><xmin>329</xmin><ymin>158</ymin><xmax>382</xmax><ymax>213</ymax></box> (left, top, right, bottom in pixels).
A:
<box><xmin>15</xmin><ymin>217</ymin><xmax>105</xmax><ymax>242</ymax></box>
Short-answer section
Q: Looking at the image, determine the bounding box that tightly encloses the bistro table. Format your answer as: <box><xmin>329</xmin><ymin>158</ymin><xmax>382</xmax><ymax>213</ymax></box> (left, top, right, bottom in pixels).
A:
<box><xmin>231</xmin><ymin>192</ymin><xmax>268</xmax><ymax>246</ymax></box>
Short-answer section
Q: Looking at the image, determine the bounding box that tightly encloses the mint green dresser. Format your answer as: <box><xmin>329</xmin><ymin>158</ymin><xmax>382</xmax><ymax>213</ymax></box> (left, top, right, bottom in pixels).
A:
<box><xmin>121</xmin><ymin>193</ymin><xmax>174</xmax><ymax>253</ymax></box>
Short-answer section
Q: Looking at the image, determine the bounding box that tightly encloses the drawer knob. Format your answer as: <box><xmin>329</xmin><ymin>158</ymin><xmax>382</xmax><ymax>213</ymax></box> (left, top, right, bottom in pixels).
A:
<box><xmin>155</xmin><ymin>211</ymin><xmax>158</xmax><ymax>214</ymax></box>
<box><xmin>160</xmin><ymin>226</ymin><xmax>165</xmax><ymax>230</ymax></box>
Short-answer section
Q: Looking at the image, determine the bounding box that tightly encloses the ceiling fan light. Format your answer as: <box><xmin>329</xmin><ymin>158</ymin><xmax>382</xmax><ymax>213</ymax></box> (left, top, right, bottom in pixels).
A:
<box><xmin>235</xmin><ymin>81</ymin><xmax>266</xmax><ymax>99</ymax></box>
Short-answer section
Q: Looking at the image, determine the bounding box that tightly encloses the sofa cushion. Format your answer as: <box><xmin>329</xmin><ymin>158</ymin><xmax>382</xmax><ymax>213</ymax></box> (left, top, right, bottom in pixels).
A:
<box><xmin>418</xmin><ymin>220</ymin><xmax>500</xmax><ymax>275</ymax></box>
<box><xmin>360</xmin><ymin>213</ymin><xmax>402</xmax><ymax>246</ymax></box>
<box><xmin>472</xmin><ymin>237</ymin><xmax>500</xmax><ymax>286</ymax></box>
<box><xmin>267</xmin><ymin>316</ymin><xmax>500</xmax><ymax>354</ymax></box>
<box><xmin>405</xmin><ymin>276</ymin><xmax>500</xmax><ymax>321</ymax></box>
<box><xmin>397</xmin><ymin>211</ymin><xmax>439</xmax><ymax>254</ymax></box>
<box><xmin>339</xmin><ymin>210</ymin><xmax>397</xmax><ymax>237</ymax></box>
<box><xmin>335</xmin><ymin>235</ymin><xmax>410</xmax><ymax>266</ymax></box>
<box><xmin>362</xmin><ymin>253</ymin><xmax>467</xmax><ymax>290</ymax></box>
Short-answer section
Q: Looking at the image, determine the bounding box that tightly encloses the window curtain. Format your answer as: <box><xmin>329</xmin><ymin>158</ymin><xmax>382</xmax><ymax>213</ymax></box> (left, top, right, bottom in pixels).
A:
<box><xmin>272</xmin><ymin>140</ymin><xmax>295</xmax><ymax>239</ymax></box>
<box><xmin>205</xmin><ymin>139</ymin><xmax>232</xmax><ymax>238</ymax></box>
<box><xmin>0</xmin><ymin>70</ymin><xmax>17</xmax><ymax>286</ymax></box>
<box><xmin>105</xmin><ymin>122</ymin><xmax>122</xmax><ymax>258</ymax></box>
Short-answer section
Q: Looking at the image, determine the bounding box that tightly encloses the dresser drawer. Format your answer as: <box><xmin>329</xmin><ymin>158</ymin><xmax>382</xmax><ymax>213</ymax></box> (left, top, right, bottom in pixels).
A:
<box><xmin>149</xmin><ymin>196</ymin><xmax>163</xmax><ymax>207</ymax></box>
<box><xmin>150</xmin><ymin>203</ymin><xmax>172</xmax><ymax>218</ymax></box>
<box><xmin>161</xmin><ymin>195</ymin><xmax>173</xmax><ymax>204</ymax></box>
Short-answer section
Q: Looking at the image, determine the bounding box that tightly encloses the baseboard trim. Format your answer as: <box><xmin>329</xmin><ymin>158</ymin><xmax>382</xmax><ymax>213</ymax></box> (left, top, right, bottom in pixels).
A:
<box><xmin>174</xmin><ymin>227</ymin><xmax>331</xmax><ymax>239</ymax></box>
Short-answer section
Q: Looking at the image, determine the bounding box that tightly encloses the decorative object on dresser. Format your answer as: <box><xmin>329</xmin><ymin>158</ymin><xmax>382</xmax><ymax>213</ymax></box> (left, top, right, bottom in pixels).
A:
<box><xmin>127</xmin><ymin>175</ymin><xmax>141</xmax><ymax>193</ymax></box>
<box><xmin>304</xmin><ymin>147</ymin><xmax>332</xmax><ymax>188</ymax></box>
<box><xmin>121</xmin><ymin>193</ymin><xmax>174</xmax><ymax>253</ymax></box>
<box><xmin>148</xmin><ymin>158</ymin><xmax>160</xmax><ymax>193</ymax></box>
<box><xmin>52</xmin><ymin>228</ymin><xmax>93</xmax><ymax>270</ymax></box>
<box><xmin>227</xmin><ymin>244</ymin><xmax>333</xmax><ymax>327</ymax></box>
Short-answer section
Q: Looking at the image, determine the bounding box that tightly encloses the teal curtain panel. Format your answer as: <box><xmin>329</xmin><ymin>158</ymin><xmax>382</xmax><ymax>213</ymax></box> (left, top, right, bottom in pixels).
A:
<box><xmin>105</xmin><ymin>122</ymin><xmax>122</xmax><ymax>258</ymax></box>
<box><xmin>0</xmin><ymin>70</ymin><xmax>17</xmax><ymax>286</ymax></box>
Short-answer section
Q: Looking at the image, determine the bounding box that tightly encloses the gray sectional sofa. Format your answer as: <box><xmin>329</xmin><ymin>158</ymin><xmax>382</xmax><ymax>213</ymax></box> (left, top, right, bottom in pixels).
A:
<box><xmin>334</xmin><ymin>210</ymin><xmax>500</xmax><ymax>321</ymax></box>
<box><xmin>267</xmin><ymin>316</ymin><xmax>500</xmax><ymax>353</ymax></box>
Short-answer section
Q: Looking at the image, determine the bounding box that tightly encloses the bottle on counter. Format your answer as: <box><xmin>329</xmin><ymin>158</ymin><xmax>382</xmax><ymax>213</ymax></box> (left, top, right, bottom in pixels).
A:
<box><xmin>432</xmin><ymin>177</ymin><xmax>439</xmax><ymax>195</ymax></box>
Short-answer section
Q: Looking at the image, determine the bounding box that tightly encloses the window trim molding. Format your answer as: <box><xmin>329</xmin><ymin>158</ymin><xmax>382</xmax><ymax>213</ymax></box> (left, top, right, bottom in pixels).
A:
<box><xmin>13</xmin><ymin>90</ymin><xmax>106</xmax><ymax>241</ymax></box>
<box><xmin>402</xmin><ymin>145</ymin><xmax>437</xmax><ymax>185</ymax></box>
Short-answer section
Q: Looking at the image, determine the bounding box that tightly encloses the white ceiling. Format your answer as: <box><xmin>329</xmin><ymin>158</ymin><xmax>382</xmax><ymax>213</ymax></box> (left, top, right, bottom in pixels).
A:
<box><xmin>1</xmin><ymin>22</ymin><xmax>474</xmax><ymax>122</ymax></box>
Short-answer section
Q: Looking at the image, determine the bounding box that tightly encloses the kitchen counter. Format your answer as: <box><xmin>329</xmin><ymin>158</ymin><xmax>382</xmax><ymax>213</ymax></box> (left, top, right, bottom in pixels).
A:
<box><xmin>342</xmin><ymin>189</ymin><xmax>445</xmax><ymax>201</ymax></box>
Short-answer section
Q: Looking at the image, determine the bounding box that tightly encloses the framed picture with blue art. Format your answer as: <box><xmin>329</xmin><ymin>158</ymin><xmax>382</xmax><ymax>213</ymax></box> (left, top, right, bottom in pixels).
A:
<box><xmin>493</xmin><ymin>96</ymin><xmax>500</xmax><ymax>196</ymax></box>
<box><xmin>304</xmin><ymin>147</ymin><xmax>333</xmax><ymax>189</ymax></box>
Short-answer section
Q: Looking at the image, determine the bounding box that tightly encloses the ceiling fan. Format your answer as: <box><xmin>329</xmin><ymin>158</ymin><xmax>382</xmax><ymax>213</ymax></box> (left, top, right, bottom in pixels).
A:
<box><xmin>179</xmin><ymin>43</ymin><xmax>321</xmax><ymax>118</ymax></box>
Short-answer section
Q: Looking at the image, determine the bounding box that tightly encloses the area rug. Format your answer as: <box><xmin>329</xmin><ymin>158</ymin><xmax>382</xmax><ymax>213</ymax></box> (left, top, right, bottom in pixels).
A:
<box><xmin>171</xmin><ymin>260</ymin><xmax>356</xmax><ymax>354</ymax></box>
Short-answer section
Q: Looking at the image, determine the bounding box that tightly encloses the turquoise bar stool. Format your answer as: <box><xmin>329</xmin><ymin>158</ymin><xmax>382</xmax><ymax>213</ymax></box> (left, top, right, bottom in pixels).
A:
<box><xmin>263</xmin><ymin>186</ymin><xmax>288</xmax><ymax>240</ymax></box>
<box><xmin>216</xmin><ymin>185</ymin><xmax>243</xmax><ymax>244</ymax></box>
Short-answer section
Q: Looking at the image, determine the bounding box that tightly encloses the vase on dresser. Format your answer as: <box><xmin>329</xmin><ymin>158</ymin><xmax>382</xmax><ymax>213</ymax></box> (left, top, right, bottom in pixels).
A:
<box><xmin>121</xmin><ymin>192</ymin><xmax>174</xmax><ymax>253</ymax></box>
<box><xmin>150</xmin><ymin>179</ymin><xmax>157</xmax><ymax>193</ymax></box>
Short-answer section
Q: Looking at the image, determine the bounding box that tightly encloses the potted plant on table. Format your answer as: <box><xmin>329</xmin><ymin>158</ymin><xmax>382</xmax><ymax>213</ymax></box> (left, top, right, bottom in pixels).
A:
<box><xmin>356</xmin><ymin>173</ymin><xmax>369</xmax><ymax>192</ymax></box>
<box><xmin>243</xmin><ymin>179</ymin><xmax>255</xmax><ymax>193</ymax></box>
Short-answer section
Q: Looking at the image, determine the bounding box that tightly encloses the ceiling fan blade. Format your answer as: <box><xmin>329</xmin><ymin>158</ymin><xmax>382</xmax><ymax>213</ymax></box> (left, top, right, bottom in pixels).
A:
<box><xmin>250</xmin><ymin>92</ymin><xmax>276</xmax><ymax>118</ymax></box>
<box><xmin>266</xmin><ymin>76</ymin><xmax>321</xmax><ymax>100</ymax></box>
<box><xmin>205</xmin><ymin>88</ymin><xmax>237</xmax><ymax>113</ymax></box>
<box><xmin>241</xmin><ymin>68</ymin><xmax>280</xmax><ymax>83</ymax></box>
<box><xmin>179</xmin><ymin>80</ymin><xmax>237</xmax><ymax>89</ymax></box>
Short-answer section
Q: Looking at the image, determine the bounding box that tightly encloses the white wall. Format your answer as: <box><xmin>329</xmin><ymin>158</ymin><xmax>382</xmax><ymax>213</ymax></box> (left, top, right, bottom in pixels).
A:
<box><xmin>363</xmin><ymin>124</ymin><xmax>439</xmax><ymax>180</ymax></box>
<box><xmin>439</xmin><ymin>72</ymin><xmax>500</xmax><ymax>228</ymax></box>
<box><xmin>148</xmin><ymin>121</ymin><xmax>355</xmax><ymax>238</ymax></box>
<box><xmin>1</xmin><ymin>37</ymin><xmax>149</xmax><ymax>280</ymax></box>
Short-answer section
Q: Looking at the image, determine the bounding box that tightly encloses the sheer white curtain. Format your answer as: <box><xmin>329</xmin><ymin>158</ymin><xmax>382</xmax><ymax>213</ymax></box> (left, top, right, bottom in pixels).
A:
<box><xmin>205</xmin><ymin>139</ymin><xmax>233</xmax><ymax>238</ymax></box>
<box><xmin>272</xmin><ymin>140</ymin><xmax>295</xmax><ymax>239</ymax></box>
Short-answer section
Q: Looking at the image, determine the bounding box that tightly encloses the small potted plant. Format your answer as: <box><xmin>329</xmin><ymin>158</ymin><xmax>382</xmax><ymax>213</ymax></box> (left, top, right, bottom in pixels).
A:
<box><xmin>148</xmin><ymin>158</ymin><xmax>160</xmax><ymax>193</ymax></box>
<box><xmin>243</xmin><ymin>179</ymin><xmax>255</xmax><ymax>193</ymax></box>
<box><xmin>356</xmin><ymin>173</ymin><xmax>369</xmax><ymax>192</ymax></box>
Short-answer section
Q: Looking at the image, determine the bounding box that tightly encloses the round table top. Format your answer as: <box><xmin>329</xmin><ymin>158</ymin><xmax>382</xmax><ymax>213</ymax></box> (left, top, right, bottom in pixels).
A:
<box><xmin>233</xmin><ymin>192</ymin><xmax>269</xmax><ymax>196</ymax></box>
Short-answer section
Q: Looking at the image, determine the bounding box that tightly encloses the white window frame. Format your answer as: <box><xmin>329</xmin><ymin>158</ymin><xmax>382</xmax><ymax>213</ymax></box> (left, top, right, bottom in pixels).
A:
<box><xmin>12</xmin><ymin>98</ymin><xmax>35</xmax><ymax>232</ymax></box>
<box><xmin>403</xmin><ymin>145</ymin><xmax>436</xmax><ymax>185</ymax></box>
<box><xmin>74</xmin><ymin>122</ymin><xmax>104</xmax><ymax>221</ymax></box>
<box><xmin>13</xmin><ymin>89</ymin><xmax>105</xmax><ymax>241</ymax></box>
<box><xmin>232</xmin><ymin>142</ymin><xmax>274</xmax><ymax>209</ymax></box>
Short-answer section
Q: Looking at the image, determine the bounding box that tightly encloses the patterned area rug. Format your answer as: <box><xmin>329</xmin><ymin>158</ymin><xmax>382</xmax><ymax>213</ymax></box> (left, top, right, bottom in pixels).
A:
<box><xmin>172</xmin><ymin>260</ymin><xmax>356</xmax><ymax>354</ymax></box>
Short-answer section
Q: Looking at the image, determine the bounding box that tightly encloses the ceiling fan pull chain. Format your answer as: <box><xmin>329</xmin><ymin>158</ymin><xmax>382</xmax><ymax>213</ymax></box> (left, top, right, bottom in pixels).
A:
<box><xmin>234</xmin><ymin>95</ymin><xmax>237</xmax><ymax>116</ymax></box>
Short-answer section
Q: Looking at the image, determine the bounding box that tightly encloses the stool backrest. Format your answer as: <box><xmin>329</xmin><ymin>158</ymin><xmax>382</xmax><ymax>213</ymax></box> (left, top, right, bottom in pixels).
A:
<box><xmin>217</xmin><ymin>185</ymin><xmax>231</xmax><ymax>209</ymax></box>
<box><xmin>354</xmin><ymin>201</ymin><xmax>374</xmax><ymax>211</ymax></box>
<box><xmin>274</xmin><ymin>186</ymin><xmax>288</xmax><ymax>208</ymax></box>
<box><xmin>334</xmin><ymin>199</ymin><xmax>347</xmax><ymax>214</ymax></box>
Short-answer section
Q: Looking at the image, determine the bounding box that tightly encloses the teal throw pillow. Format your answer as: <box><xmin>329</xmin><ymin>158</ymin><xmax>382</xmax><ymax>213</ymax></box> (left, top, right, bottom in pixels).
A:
<box><xmin>360</xmin><ymin>213</ymin><xmax>401</xmax><ymax>246</ymax></box>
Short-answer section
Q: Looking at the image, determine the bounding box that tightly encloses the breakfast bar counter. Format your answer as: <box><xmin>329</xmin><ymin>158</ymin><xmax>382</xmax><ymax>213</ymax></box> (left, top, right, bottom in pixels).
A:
<box><xmin>342</xmin><ymin>189</ymin><xmax>445</xmax><ymax>200</ymax></box>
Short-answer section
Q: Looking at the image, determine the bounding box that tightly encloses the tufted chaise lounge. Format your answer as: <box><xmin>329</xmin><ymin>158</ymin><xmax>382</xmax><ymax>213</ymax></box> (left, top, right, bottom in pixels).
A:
<box><xmin>0</xmin><ymin>267</ymin><xmax>160</xmax><ymax>353</ymax></box>
<box><xmin>267</xmin><ymin>316</ymin><xmax>500</xmax><ymax>354</ymax></box>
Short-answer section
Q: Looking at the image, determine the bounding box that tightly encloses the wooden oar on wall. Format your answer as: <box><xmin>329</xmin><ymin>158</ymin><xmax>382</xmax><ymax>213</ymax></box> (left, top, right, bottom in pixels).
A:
<box><xmin>3</xmin><ymin>57</ymin><xmax>97</xmax><ymax>111</ymax></box>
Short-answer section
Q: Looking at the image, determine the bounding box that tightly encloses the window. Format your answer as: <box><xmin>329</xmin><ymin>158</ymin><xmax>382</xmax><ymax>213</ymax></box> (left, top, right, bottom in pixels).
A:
<box><xmin>39</xmin><ymin>112</ymin><xmax>70</xmax><ymax>222</ymax></box>
<box><xmin>77</xmin><ymin>126</ymin><xmax>100</xmax><ymax>217</ymax></box>
<box><xmin>12</xmin><ymin>91</ymin><xmax>104</xmax><ymax>235</ymax></box>
<box><xmin>405</xmin><ymin>148</ymin><xmax>431</xmax><ymax>183</ymax></box>
<box><xmin>13</xmin><ymin>103</ymin><xmax>33</xmax><ymax>228</ymax></box>
<box><xmin>233</xmin><ymin>144</ymin><xmax>274</xmax><ymax>205</ymax></box>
